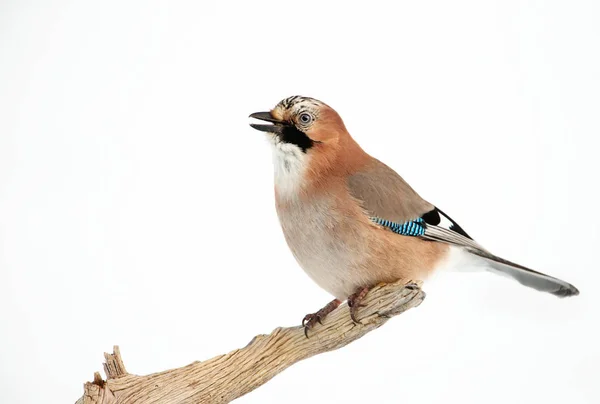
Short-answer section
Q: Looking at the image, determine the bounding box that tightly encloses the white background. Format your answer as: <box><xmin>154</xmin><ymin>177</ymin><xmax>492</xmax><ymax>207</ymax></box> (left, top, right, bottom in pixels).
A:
<box><xmin>1</xmin><ymin>1</ymin><xmax>598</xmax><ymax>403</ymax></box>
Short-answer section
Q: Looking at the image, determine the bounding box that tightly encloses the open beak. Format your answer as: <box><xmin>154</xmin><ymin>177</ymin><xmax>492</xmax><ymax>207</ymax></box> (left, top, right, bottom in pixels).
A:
<box><xmin>249</xmin><ymin>111</ymin><xmax>286</xmax><ymax>134</ymax></box>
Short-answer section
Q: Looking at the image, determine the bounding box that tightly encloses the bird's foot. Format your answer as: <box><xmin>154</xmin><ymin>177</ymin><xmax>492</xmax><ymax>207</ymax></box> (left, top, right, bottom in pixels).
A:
<box><xmin>302</xmin><ymin>298</ymin><xmax>342</xmax><ymax>338</ymax></box>
<box><xmin>404</xmin><ymin>280</ymin><xmax>421</xmax><ymax>290</ymax></box>
<box><xmin>347</xmin><ymin>286</ymin><xmax>371</xmax><ymax>324</ymax></box>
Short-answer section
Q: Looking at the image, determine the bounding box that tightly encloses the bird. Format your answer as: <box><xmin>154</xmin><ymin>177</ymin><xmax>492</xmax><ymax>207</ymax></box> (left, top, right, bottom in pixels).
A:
<box><xmin>249</xmin><ymin>95</ymin><xmax>579</xmax><ymax>336</ymax></box>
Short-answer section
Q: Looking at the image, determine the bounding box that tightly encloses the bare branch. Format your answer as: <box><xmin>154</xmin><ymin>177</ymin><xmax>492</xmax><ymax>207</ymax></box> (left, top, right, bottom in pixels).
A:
<box><xmin>76</xmin><ymin>280</ymin><xmax>425</xmax><ymax>404</ymax></box>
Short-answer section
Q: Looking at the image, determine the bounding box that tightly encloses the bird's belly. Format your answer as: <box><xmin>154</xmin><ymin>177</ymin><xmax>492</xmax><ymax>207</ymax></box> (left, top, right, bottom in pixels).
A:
<box><xmin>276</xmin><ymin>200</ymin><xmax>373</xmax><ymax>299</ymax></box>
<box><xmin>291</xmin><ymin>240</ymin><xmax>360</xmax><ymax>299</ymax></box>
<box><xmin>275</xmin><ymin>195</ymin><xmax>450</xmax><ymax>299</ymax></box>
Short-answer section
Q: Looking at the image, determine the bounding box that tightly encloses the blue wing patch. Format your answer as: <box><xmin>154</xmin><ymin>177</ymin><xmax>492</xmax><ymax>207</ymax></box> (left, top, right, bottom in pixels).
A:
<box><xmin>371</xmin><ymin>217</ymin><xmax>426</xmax><ymax>236</ymax></box>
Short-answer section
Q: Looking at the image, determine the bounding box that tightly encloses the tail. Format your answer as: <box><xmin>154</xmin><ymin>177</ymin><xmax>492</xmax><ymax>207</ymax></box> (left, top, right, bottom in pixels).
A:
<box><xmin>471</xmin><ymin>250</ymin><xmax>580</xmax><ymax>297</ymax></box>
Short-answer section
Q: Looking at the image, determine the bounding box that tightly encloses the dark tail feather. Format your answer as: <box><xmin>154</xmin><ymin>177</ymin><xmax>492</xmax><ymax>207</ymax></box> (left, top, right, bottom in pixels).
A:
<box><xmin>470</xmin><ymin>250</ymin><xmax>580</xmax><ymax>297</ymax></box>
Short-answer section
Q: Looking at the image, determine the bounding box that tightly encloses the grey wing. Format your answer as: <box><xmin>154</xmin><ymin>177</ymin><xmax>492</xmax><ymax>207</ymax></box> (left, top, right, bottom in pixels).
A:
<box><xmin>347</xmin><ymin>158</ymin><xmax>434</xmax><ymax>223</ymax></box>
<box><xmin>347</xmin><ymin>158</ymin><xmax>525</xmax><ymax>259</ymax></box>
<box><xmin>347</xmin><ymin>159</ymin><xmax>579</xmax><ymax>297</ymax></box>
<box><xmin>347</xmin><ymin>158</ymin><xmax>483</xmax><ymax>250</ymax></box>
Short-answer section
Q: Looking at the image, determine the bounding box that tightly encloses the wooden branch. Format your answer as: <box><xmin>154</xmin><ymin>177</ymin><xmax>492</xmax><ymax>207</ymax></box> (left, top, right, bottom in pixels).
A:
<box><xmin>76</xmin><ymin>280</ymin><xmax>425</xmax><ymax>404</ymax></box>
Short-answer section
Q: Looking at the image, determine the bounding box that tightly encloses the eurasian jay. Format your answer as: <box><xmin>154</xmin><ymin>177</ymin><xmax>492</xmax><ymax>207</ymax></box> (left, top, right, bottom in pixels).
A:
<box><xmin>249</xmin><ymin>96</ymin><xmax>579</xmax><ymax>335</ymax></box>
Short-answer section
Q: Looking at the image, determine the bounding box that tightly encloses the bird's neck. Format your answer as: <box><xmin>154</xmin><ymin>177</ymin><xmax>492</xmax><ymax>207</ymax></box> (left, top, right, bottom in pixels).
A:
<box><xmin>273</xmin><ymin>134</ymin><xmax>370</xmax><ymax>204</ymax></box>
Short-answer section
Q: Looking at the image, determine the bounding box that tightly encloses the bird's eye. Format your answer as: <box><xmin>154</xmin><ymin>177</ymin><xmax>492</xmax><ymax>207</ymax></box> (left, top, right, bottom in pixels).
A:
<box><xmin>298</xmin><ymin>113</ymin><xmax>313</xmax><ymax>125</ymax></box>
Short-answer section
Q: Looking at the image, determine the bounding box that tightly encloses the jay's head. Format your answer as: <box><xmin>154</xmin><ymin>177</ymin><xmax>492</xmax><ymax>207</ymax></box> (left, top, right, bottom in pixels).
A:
<box><xmin>249</xmin><ymin>96</ymin><xmax>348</xmax><ymax>155</ymax></box>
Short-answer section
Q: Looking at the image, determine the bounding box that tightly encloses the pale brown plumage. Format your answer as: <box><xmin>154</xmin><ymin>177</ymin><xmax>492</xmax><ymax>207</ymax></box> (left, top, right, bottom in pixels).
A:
<box><xmin>264</xmin><ymin>99</ymin><xmax>447</xmax><ymax>300</ymax></box>
<box><xmin>348</xmin><ymin>158</ymin><xmax>434</xmax><ymax>223</ymax></box>
<box><xmin>249</xmin><ymin>96</ymin><xmax>579</xmax><ymax>328</ymax></box>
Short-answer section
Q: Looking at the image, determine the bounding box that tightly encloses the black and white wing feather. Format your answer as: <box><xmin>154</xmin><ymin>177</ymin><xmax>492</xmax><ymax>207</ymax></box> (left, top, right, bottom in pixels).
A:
<box><xmin>346</xmin><ymin>160</ymin><xmax>579</xmax><ymax>297</ymax></box>
<box><xmin>370</xmin><ymin>206</ymin><xmax>579</xmax><ymax>297</ymax></box>
<box><xmin>417</xmin><ymin>208</ymin><xmax>579</xmax><ymax>297</ymax></box>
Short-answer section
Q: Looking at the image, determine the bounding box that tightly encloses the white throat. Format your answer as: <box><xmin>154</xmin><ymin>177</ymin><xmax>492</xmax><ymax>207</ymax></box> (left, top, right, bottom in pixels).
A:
<box><xmin>268</xmin><ymin>136</ymin><xmax>307</xmax><ymax>200</ymax></box>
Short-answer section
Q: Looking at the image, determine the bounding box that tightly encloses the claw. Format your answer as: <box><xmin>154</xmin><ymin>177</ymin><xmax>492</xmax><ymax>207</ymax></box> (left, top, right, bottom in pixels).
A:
<box><xmin>347</xmin><ymin>286</ymin><xmax>370</xmax><ymax>324</ymax></box>
<box><xmin>350</xmin><ymin>309</ymin><xmax>361</xmax><ymax>324</ymax></box>
<box><xmin>404</xmin><ymin>281</ymin><xmax>420</xmax><ymax>290</ymax></box>
<box><xmin>301</xmin><ymin>298</ymin><xmax>342</xmax><ymax>338</ymax></box>
<box><xmin>404</xmin><ymin>280</ymin><xmax>423</xmax><ymax>290</ymax></box>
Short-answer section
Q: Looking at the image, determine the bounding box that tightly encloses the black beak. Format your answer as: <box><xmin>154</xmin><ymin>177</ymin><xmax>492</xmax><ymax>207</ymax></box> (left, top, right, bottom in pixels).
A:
<box><xmin>249</xmin><ymin>111</ymin><xmax>286</xmax><ymax>134</ymax></box>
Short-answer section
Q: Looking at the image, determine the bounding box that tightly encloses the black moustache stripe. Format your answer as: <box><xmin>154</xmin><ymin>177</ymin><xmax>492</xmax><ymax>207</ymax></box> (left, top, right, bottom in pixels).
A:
<box><xmin>280</xmin><ymin>125</ymin><xmax>314</xmax><ymax>153</ymax></box>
